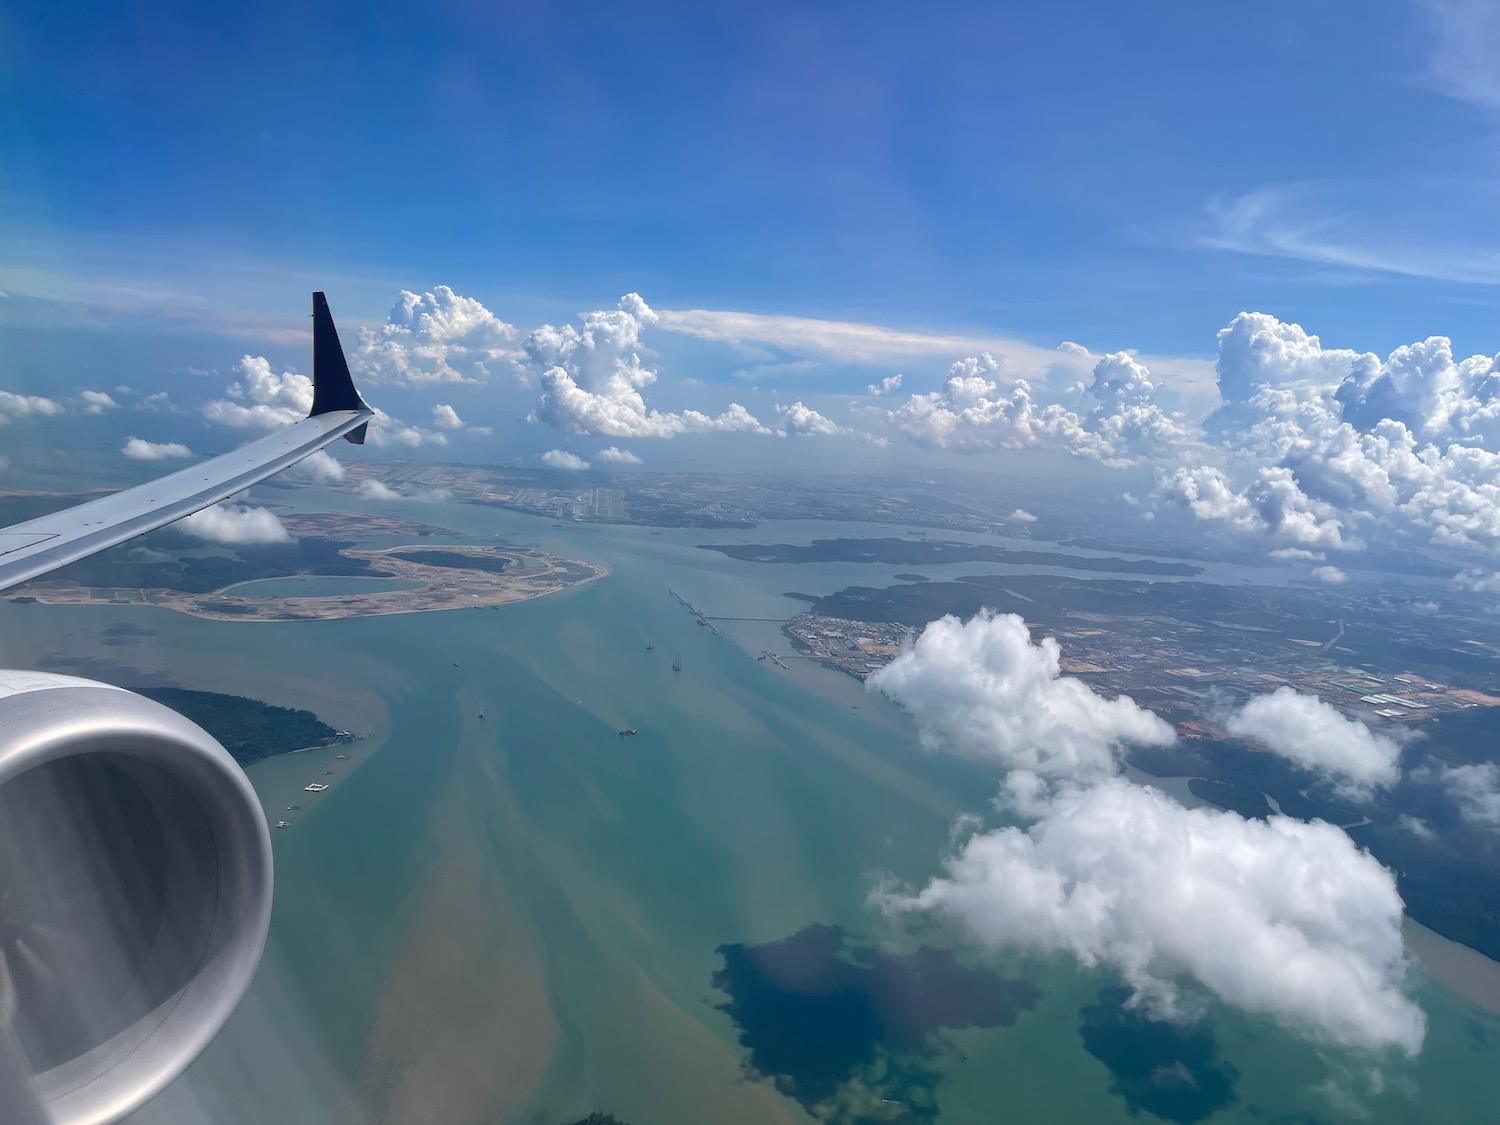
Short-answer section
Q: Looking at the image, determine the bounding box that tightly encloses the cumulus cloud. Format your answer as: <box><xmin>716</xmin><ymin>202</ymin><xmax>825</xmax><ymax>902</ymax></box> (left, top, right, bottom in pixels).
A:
<box><xmin>869</xmin><ymin>611</ymin><xmax>1424</xmax><ymax>1056</ymax></box>
<box><xmin>867</xmin><ymin>374</ymin><xmax>903</xmax><ymax>396</ymax></box>
<box><xmin>868</xmin><ymin>612</ymin><xmax>1175</xmax><ymax>800</ymax></box>
<box><xmin>1225</xmin><ymin>688</ymin><xmax>1402</xmax><ymax>799</ymax></box>
<box><xmin>774</xmin><ymin>400</ymin><xmax>848</xmax><ymax>437</ymax></box>
<box><xmin>122</xmin><ymin>437</ymin><xmax>192</xmax><ymax>461</ymax></box>
<box><xmin>524</xmin><ymin>294</ymin><xmax>769</xmax><ymax>439</ymax></box>
<box><xmin>354</xmin><ymin>286</ymin><xmax>518</xmax><ymax>384</ymax></box>
<box><xmin>875</xmin><ymin>779</ymin><xmax>1423</xmax><ymax>1055</ymax></box>
<box><xmin>354</xmin><ymin>478</ymin><xmax>453</xmax><ymax>503</ymax></box>
<box><xmin>204</xmin><ymin>355</ymin><xmax>450</xmax><ymax>449</ymax></box>
<box><xmin>179</xmin><ymin>503</ymin><xmax>292</xmax><ymax>545</ymax></box>
<box><xmin>596</xmin><ymin>446</ymin><xmax>642</xmax><ymax>464</ymax></box>
<box><xmin>540</xmin><ymin>449</ymin><xmax>590</xmax><ymax>470</ymax></box>
<box><xmin>80</xmin><ymin>390</ymin><xmax>119</xmax><ymax>414</ymax></box>
<box><xmin>0</xmin><ymin>389</ymin><xmax>63</xmax><ymax>426</ymax></box>
<box><xmin>1453</xmin><ymin>568</ymin><xmax>1500</xmax><ymax>592</ymax></box>
<box><xmin>1272</xmin><ymin>547</ymin><xmax>1326</xmax><ymax>561</ymax></box>
<box><xmin>884</xmin><ymin>351</ymin><xmax>1188</xmax><ymax>467</ymax></box>
<box><xmin>1010</xmin><ymin>508</ymin><xmax>1037</xmax><ymax>523</ymax></box>
<box><xmin>1430</xmin><ymin>762</ymin><xmax>1500</xmax><ymax>829</ymax></box>
<box><xmin>1313</xmin><ymin>565</ymin><xmax>1348</xmax><ymax>584</ymax></box>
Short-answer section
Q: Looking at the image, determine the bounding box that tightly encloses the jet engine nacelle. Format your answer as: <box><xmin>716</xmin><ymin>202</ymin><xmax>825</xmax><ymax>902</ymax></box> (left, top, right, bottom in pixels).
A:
<box><xmin>0</xmin><ymin>671</ymin><xmax>272</xmax><ymax>1125</ymax></box>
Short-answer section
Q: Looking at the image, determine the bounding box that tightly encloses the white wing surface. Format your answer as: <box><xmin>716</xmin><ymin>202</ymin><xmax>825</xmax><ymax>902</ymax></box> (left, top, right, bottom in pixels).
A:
<box><xmin>0</xmin><ymin>292</ymin><xmax>372</xmax><ymax>594</ymax></box>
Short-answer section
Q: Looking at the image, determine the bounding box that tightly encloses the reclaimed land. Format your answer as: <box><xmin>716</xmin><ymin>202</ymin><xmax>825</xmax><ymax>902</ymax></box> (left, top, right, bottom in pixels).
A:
<box><xmin>16</xmin><ymin>544</ymin><xmax>607</xmax><ymax>622</ymax></box>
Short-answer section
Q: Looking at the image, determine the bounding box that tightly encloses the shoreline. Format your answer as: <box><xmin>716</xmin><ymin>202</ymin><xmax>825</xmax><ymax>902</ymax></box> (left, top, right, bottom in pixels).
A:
<box><xmin>12</xmin><ymin>547</ymin><xmax>608</xmax><ymax>623</ymax></box>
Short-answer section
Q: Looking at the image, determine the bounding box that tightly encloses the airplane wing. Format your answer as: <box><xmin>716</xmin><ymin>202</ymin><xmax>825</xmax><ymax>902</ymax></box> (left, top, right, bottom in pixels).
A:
<box><xmin>0</xmin><ymin>292</ymin><xmax>373</xmax><ymax>594</ymax></box>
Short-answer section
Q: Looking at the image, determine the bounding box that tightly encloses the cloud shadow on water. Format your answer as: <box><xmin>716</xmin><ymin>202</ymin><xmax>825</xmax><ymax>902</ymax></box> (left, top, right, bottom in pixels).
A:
<box><xmin>1079</xmin><ymin>987</ymin><xmax>1240</xmax><ymax>1123</ymax></box>
<box><xmin>712</xmin><ymin>924</ymin><xmax>1039</xmax><ymax>1121</ymax></box>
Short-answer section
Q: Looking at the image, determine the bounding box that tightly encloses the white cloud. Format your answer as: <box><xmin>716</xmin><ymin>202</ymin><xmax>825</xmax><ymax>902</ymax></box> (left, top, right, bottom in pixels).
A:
<box><xmin>0</xmin><ymin>389</ymin><xmax>63</xmax><ymax>426</ymax></box>
<box><xmin>654</xmin><ymin>305</ymin><xmax>1098</xmax><ymax>376</ymax></box>
<box><xmin>1416</xmin><ymin>0</ymin><xmax>1500</xmax><ymax>111</ymax></box>
<box><xmin>1271</xmin><ymin>547</ymin><xmax>1326</xmax><ymax>561</ymax></box>
<box><xmin>1399</xmin><ymin>815</ymin><xmax>1438</xmax><ymax>843</ymax></box>
<box><xmin>204</xmin><ymin>355</ymin><xmax>449</xmax><ymax>449</ymax></box>
<box><xmin>122</xmin><ymin>437</ymin><xmax>192</xmax><ymax>461</ymax></box>
<box><xmin>868</xmin><ymin>612</ymin><xmax>1175</xmax><ymax>800</ymax></box>
<box><xmin>1225</xmin><ymin>688</ymin><xmax>1402</xmax><ymax>799</ymax></box>
<box><xmin>1009</xmin><ymin>508</ymin><xmax>1037</xmax><ymax>523</ymax></box>
<box><xmin>354</xmin><ymin>286</ymin><xmax>518</xmax><ymax>384</ymax></box>
<box><xmin>354</xmin><ymin>478</ymin><xmax>451</xmax><ymax>503</ymax></box>
<box><xmin>179</xmin><ymin>503</ymin><xmax>292</xmax><ymax>545</ymax></box>
<box><xmin>774</xmin><ymin>400</ymin><xmax>846</xmax><ymax>437</ymax></box>
<box><xmin>1431</xmin><ymin>762</ymin><xmax>1500</xmax><ymax>829</ymax></box>
<box><xmin>431</xmin><ymin>403</ymin><xmax>465</xmax><ymax>429</ymax></box>
<box><xmin>80</xmin><ymin>390</ymin><xmax>119</xmax><ymax>414</ymax></box>
<box><xmin>885</xmin><ymin>351</ymin><xmax>1190</xmax><ymax>467</ymax></box>
<box><xmin>869</xmin><ymin>611</ymin><xmax>1424</xmax><ymax>1057</ymax></box>
<box><xmin>291</xmin><ymin>449</ymin><xmax>346</xmax><ymax>485</ymax></box>
<box><xmin>867</xmin><ymin>374</ymin><xmax>903</xmax><ymax>396</ymax></box>
<box><xmin>596</xmin><ymin>446</ymin><xmax>642</xmax><ymax>464</ymax></box>
<box><xmin>875</xmin><ymin>778</ymin><xmax>1423</xmax><ymax>1055</ymax></box>
<box><xmin>1312</xmin><ymin>565</ymin><xmax>1348</xmax><ymax>584</ymax></box>
<box><xmin>355</xmin><ymin>479</ymin><xmax>402</xmax><ymax>500</ymax></box>
<box><xmin>540</xmin><ymin>449</ymin><xmax>590</xmax><ymax>470</ymax></box>
<box><xmin>524</xmin><ymin>294</ymin><xmax>769</xmax><ymax>439</ymax></box>
<box><xmin>1453</xmin><ymin>568</ymin><xmax>1500</xmax><ymax>592</ymax></box>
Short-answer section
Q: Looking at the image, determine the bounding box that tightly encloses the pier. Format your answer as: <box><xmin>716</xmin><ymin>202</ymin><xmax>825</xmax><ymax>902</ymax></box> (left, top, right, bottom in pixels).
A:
<box><xmin>668</xmin><ymin>588</ymin><xmax>723</xmax><ymax>635</ymax></box>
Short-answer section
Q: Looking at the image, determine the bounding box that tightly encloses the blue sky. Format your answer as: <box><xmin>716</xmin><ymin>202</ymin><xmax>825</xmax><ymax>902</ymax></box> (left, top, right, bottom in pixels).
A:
<box><xmin>11</xmin><ymin>0</ymin><xmax>1500</xmax><ymax>537</ymax></box>
<box><xmin>6</xmin><ymin>0</ymin><xmax>1500</xmax><ymax>352</ymax></box>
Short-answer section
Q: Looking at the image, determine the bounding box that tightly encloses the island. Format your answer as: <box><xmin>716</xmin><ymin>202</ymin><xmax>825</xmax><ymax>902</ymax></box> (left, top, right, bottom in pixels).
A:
<box><xmin>698</xmin><ymin>537</ymin><xmax>1203</xmax><ymax>576</ymax></box>
<box><xmin>135</xmin><ymin>688</ymin><xmax>348</xmax><ymax>767</ymax></box>
<box><xmin>15</xmin><ymin>542</ymin><xmax>607</xmax><ymax>622</ymax></box>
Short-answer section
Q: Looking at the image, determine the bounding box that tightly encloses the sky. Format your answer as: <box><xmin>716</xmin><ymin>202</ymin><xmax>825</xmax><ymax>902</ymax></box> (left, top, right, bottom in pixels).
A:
<box><xmin>8</xmin><ymin>1</ymin><xmax>1500</xmax><ymax>564</ymax></box>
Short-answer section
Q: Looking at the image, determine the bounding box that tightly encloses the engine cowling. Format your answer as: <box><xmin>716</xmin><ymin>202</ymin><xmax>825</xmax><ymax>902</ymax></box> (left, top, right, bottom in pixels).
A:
<box><xmin>0</xmin><ymin>671</ymin><xmax>273</xmax><ymax>1125</ymax></box>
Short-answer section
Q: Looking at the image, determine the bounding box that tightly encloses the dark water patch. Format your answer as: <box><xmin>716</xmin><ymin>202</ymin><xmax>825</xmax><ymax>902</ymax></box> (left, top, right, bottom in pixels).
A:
<box><xmin>712</xmin><ymin>924</ymin><xmax>1038</xmax><ymax>1119</ymax></box>
<box><xmin>100</xmin><ymin>621</ymin><xmax>158</xmax><ymax>647</ymax></box>
<box><xmin>894</xmin><ymin>573</ymin><xmax>930</xmax><ymax>582</ymax></box>
<box><xmin>1468</xmin><ymin>1015</ymin><xmax>1500</xmax><ymax>1052</ymax></box>
<box><xmin>1080</xmin><ymin>987</ymin><xmax>1239</xmax><ymax>1123</ymax></box>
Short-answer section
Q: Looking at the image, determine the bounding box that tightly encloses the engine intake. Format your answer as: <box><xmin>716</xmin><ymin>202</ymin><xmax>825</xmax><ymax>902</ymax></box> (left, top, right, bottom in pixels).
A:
<box><xmin>0</xmin><ymin>671</ymin><xmax>272</xmax><ymax>1125</ymax></box>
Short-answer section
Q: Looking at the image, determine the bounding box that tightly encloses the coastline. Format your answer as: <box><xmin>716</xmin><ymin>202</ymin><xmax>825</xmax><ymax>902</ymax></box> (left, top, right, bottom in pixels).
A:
<box><xmin>11</xmin><ymin>547</ymin><xmax>609</xmax><ymax>623</ymax></box>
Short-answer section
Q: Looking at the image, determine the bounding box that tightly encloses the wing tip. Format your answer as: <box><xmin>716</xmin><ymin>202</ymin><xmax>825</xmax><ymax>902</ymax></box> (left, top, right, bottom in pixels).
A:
<box><xmin>309</xmin><ymin>292</ymin><xmax>370</xmax><ymax>417</ymax></box>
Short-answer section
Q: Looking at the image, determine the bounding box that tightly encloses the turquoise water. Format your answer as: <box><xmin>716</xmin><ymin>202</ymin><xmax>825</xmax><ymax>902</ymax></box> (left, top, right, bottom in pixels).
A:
<box><xmin>1</xmin><ymin>503</ymin><xmax>1496</xmax><ymax>1123</ymax></box>
<box><xmin>223</xmin><ymin>575</ymin><xmax>423</xmax><ymax>598</ymax></box>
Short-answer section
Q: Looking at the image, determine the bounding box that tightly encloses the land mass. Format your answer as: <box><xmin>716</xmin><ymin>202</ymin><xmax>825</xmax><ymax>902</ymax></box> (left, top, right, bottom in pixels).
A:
<box><xmin>16</xmin><ymin>544</ymin><xmax>606</xmax><ymax>621</ymax></box>
<box><xmin>700</xmin><ymin>537</ymin><xmax>1203</xmax><ymax>576</ymax></box>
<box><xmin>136</xmin><ymin>688</ymin><xmax>346</xmax><ymax>766</ymax></box>
<box><xmin>783</xmin><ymin>572</ymin><xmax>1500</xmax><ymax>965</ymax></box>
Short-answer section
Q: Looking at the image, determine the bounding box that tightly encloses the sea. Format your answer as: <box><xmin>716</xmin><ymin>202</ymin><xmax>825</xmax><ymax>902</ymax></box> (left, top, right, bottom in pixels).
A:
<box><xmin>1</xmin><ymin>494</ymin><xmax>1497</xmax><ymax>1124</ymax></box>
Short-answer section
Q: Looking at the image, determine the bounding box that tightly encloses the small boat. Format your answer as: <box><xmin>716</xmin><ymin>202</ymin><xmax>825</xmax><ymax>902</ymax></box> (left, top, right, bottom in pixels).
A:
<box><xmin>646</xmin><ymin>639</ymin><xmax>655</xmax><ymax>651</ymax></box>
<box><xmin>672</xmin><ymin>659</ymin><xmax>682</xmax><ymax>672</ymax></box>
<box><xmin>478</xmin><ymin>711</ymin><xmax>486</xmax><ymax>719</ymax></box>
<box><xmin>276</xmin><ymin>820</ymin><xmax>290</xmax><ymax>829</ymax></box>
<box><xmin>618</xmin><ymin>728</ymin><xmax>638</xmax><ymax>736</ymax></box>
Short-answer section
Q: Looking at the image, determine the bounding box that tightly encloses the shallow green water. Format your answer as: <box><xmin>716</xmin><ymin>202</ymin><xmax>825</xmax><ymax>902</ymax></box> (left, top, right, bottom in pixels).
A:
<box><xmin>2</xmin><ymin>502</ymin><xmax>1494</xmax><ymax>1124</ymax></box>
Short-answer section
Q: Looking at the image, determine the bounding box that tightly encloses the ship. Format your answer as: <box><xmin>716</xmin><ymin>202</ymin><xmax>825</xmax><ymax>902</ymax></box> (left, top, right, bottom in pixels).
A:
<box><xmin>645</xmin><ymin>639</ymin><xmax>655</xmax><ymax>651</ymax></box>
<box><xmin>672</xmin><ymin>659</ymin><xmax>682</xmax><ymax>672</ymax></box>
<box><xmin>618</xmin><ymin>728</ymin><xmax>638</xmax><ymax>736</ymax></box>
